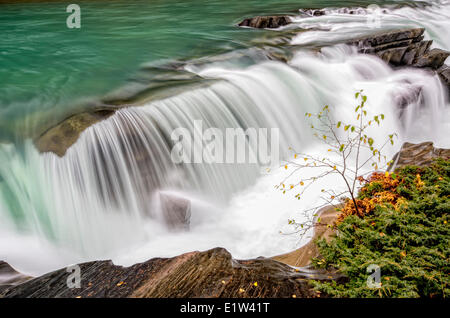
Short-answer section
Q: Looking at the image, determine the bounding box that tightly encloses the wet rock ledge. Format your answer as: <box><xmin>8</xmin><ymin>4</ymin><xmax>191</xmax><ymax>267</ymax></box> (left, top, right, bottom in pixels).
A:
<box><xmin>0</xmin><ymin>248</ymin><xmax>343</xmax><ymax>298</ymax></box>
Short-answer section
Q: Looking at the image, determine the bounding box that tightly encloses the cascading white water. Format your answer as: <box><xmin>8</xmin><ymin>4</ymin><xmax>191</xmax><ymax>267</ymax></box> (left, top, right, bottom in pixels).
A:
<box><xmin>0</xmin><ymin>0</ymin><xmax>449</xmax><ymax>275</ymax></box>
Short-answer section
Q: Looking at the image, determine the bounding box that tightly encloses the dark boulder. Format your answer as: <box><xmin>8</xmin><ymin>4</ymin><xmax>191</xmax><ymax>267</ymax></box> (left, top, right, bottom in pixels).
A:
<box><xmin>348</xmin><ymin>28</ymin><xmax>425</xmax><ymax>48</ymax></box>
<box><xmin>159</xmin><ymin>192</ymin><xmax>191</xmax><ymax>231</ymax></box>
<box><xmin>238</xmin><ymin>16</ymin><xmax>291</xmax><ymax>29</ymax></box>
<box><xmin>438</xmin><ymin>64</ymin><xmax>450</xmax><ymax>95</ymax></box>
<box><xmin>1</xmin><ymin>248</ymin><xmax>343</xmax><ymax>298</ymax></box>
<box><xmin>413</xmin><ymin>48</ymin><xmax>450</xmax><ymax>69</ymax></box>
<box><xmin>401</xmin><ymin>40</ymin><xmax>433</xmax><ymax>65</ymax></box>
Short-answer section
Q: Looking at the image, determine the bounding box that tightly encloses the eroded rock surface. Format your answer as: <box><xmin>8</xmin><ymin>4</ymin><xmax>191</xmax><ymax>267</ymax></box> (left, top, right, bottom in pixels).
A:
<box><xmin>389</xmin><ymin>141</ymin><xmax>450</xmax><ymax>171</ymax></box>
<box><xmin>272</xmin><ymin>206</ymin><xmax>340</xmax><ymax>267</ymax></box>
<box><xmin>0</xmin><ymin>261</ymin><xmax>32</xmax><ymax>293</ymax></box>
<box><xmin>0</xmin><ymin>248</ymin><xmax>343</xmax><ymax>298</ymax></box>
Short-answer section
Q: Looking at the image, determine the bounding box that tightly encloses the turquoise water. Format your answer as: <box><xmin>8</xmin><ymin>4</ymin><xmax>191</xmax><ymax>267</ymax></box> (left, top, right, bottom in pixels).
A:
<box><xmin>0</xmin><ymin>0</ymin><xmax>397</xmax><ymax>141</ymax></box>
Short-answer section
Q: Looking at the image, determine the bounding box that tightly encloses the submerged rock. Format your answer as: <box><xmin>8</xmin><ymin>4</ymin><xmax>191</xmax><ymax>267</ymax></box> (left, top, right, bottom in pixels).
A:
<box><xmin>238</xmin><ymin>16</ymin><xmax>291</xmax><ymax>29</ymax></box>
<box><xmin>0</xmin><ymin>248</ymin><xmax>343</xmax><ymax>298</ymax></box>
<box><xmin>389</xmin><ymin>141</ymin><xmax>450</xmax><ymax>171</ymax></box>
<box><xmin>159</xmin><ymin>192</ymin><xmax>191</xmax><ymax>231</ymax></box>
<box><xmin>34</xmin><ymin>109</ymin><xmax>115</xmax><ymax>157</ymax></box>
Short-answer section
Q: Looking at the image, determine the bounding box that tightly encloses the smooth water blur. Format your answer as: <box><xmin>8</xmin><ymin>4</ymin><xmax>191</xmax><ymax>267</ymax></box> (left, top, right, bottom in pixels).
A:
<box><xmin>0</xmin><ymin>0</ymin><xmax>449</xmax><ymax>275</ymax></box>
<box><xmin>0</xmin><ymin>0</ymin><xmax>406</xmax><ymax>140</ymax></box>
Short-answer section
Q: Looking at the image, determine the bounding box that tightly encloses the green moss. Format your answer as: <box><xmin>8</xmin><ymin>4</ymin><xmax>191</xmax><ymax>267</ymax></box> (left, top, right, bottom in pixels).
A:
<box><xmin>312</xmin><ymin>159</ymin><xmax>450</xmax><ymax>298</ymax></box>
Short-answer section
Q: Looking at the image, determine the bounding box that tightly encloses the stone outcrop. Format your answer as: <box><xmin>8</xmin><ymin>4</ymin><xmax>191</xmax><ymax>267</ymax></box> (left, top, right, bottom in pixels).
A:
<box><xmin>272</xmin><ymin>206</ymin><xmax>340</xmax><ymax>267</ymax></box>
<box><xmin>0</xmin><ymin>248</ymin><xmax>343</xmax><ymax>298</ymax></box>
<box><xmin>346</xmin><ymin>28</ymin><xmax>450</xmax><ymax>91</ymax></box>
<box><xmin>0</xmin><ymin>261</ymin><xmax>32</xmax><ymax>293</ymax></box>
<box><xmin>389</xmin><ymin>141</ymin><xmax>450</xmax><ymax>171</ymax></box>
<box><xmin>34</xmin><ymin>109</ymin><xmax>115</xmax><ymax>157</ymax></box>
<box><xmin>238</xmin><ymin>16</ymin><xmax>292</xmax><ymax>29</ymax></box>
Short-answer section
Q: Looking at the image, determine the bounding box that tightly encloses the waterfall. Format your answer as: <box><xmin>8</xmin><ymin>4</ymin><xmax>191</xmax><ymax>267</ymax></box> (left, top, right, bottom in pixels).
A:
<box><xmin>1</xmin><ymin>1</ymin><xmax>449</xmax><ymax>275</ymax></box>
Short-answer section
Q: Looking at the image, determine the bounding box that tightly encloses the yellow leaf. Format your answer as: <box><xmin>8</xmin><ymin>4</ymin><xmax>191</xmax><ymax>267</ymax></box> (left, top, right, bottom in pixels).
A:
<box><xmin>284</xmin><ymin>165</ymin><xmax>288</xmax><ymax>169</ymax></box>
<box><xmin>239</xmin><ymin>288</ymin><xmax>245</xmax><ymax>293</ymax></box>
<box><xmin>221</xmin><ymin>280</ymin><xmax>226</xmax><ymax>284</ymax></box>
<box><xmin>300</xmin><ymin>181</ymin><xmax>304</xmax><ymax>186</ymax></box>
<box><xmin>333</xmin><ymin>166</ymin><xmax>336</xmax><ymax>170</ymax></box>
<box><xmin>116</xmin><ymin>281</ymin><xmax>125</xmax><ymax>287</ymax></box>
<box><xmin>253</xmin><ymin>282</ymin><xmax>258</xmax><ymax>287</ymax></box>
<box><xmin>327</xmin><ymin>149</ymin><xmax>332</xmax><ymax>152</ymax></box>
<box><xmin>292</xmin><ymin>294</ymin><xmax>297</xmax><ymax>298</ymax></box>
<box><xmin>75</xmin><ymin>296</ymin><xmax>82</xmax><ymax>299</ymax></box>
<box><xmin>294</xmin><ymin>154</ymin><xmax>297</xmax><ymax>159</ymax></box>
<box><xmin>304</xmin><ymin>158</ymin><xmax>308</xmax><ymax>161</ymax></box>
<box><xmin>290</xmin><ymin>185</ymin><xmax>294</xmax><ymax>189</ymax></box>
<box><xmin>385</xmin><ymin>171</ymin><xmax>389</xmax><ymax>178</ymax></box>
<box><xmin>400</xmin><ymin>251</ymin><xmax>406</xmax><ymax>257</ymax></box>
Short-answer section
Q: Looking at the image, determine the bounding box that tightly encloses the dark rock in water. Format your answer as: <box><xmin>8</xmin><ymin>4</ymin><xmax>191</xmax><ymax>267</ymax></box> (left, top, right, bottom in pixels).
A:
<box><xmin>298</xmin><ymin>9</ymin><xmax>327</xmax><ymax>16</ymax></box>
<box><xmin>348</xmin><ymin>28</ymin><xmax>425</xmax><ymax>48</ymax></box>
<box><xmin>393</xmin><ymin>84</ymin><xmax>423</xmax><ymax>110</ymax></box>
<box><xmin>377</xmin><ymin>46</ymin><xmax>409</xmax><ymax>65</ymax></box>
<box><xmin>401</xmin><ymin>40</ymin><xmax>433</xmax><ymax>65</ymax></box>
<box><xmin>389</xmin><ymin>142</ymin><xmax>450</xmax><ymax>171</ymax></box>
<box><xmin>438</xmin><ymin>64</ymin><xmax>450</xmax><ymax>95</ymax></box>
<box><xmin>238</xmin><ymin>16</ymin><xmax>291</xmax><ymax>29</ymax></box>
<box><xmin>0</xmin><ymin>248</ymin><xmax>343</xmax><ymax>298</ymax></box>
<box><xmin>159</xmin><ymin>193</ymin><xmax>191</xmax><ymax>231</ymax></box>
<box><xmin>413</xmin><ymin>48</ymin><xmax>450</xmax><ymax>69</ymax></box>
<box><xmin>0</xmin><ymin>261</ymin><xmax>32</xmax><ymax>292</ymax></box>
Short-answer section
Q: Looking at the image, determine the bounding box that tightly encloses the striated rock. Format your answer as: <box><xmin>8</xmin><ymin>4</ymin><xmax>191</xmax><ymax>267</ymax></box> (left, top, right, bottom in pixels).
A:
<box><xmin>0</xmin><ymin>261</ymin><xmax>32</xmax><ymax>293</ymax></box>
<box><xmin>438</xmin><ymin>64</ymin><xmax>450</xmax><ymax>95</ymax></box>
<box><xmin>413</xmin><ymin>48</ymin><xmax>450</xmax><ymax>69</ymax></box>
<box><xmin>348</xmin><ymin>28</ymin><xmax>425</xmax><ymax>49</ymax></box>
<box><xmin>159</xmin><ymin>192</ymin><xmax>191</xmax><ymax>231</ymax></box>
<box><xmin>0</xmin><ymin>248</ymin><xmax>343</xmax><ymax>298</ymax></box>
<box><xmin>272</xmin><ymin>206</ymin><xmax>340</xmax><ymax>267</ymax></box>
<box><xmin>389</xmin><ymin>142</ymin><xmax>450</xmax><ymax>171</ymax></box>
<box><xmin>376</xmin><ymin>46</ymin><xmax>409</xmax><ymax>65</ymax></box>
<box><xmin>238</xmin><ymin>16</ymin><xmax>291</xmax><ymax>29</ymax></box>
<box><xmin>401</xmin><ymin>40</ymin><xmax>433</xmax><ymax>65</ymax></box>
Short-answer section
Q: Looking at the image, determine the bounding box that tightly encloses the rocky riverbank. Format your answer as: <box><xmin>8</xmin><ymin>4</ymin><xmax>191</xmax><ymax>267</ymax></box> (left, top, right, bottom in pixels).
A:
<box><xmin>0</xmin><ymin>248</ymin><xmax>344</xmax><ymax>298</ymax></box>
<box><xmin>2</xmin><ymin>141</ymin><xmax>447</xmax><ymax>298</ymax></box>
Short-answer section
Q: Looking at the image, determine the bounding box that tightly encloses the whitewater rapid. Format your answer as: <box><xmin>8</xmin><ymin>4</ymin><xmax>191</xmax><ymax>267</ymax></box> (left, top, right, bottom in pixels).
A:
<box><xmin>0</xmin><ymin>0</ymin><xmax>449</xmax><ymax>275</ymax></box>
